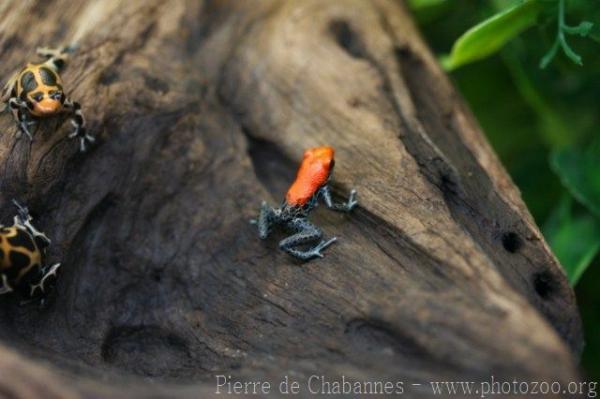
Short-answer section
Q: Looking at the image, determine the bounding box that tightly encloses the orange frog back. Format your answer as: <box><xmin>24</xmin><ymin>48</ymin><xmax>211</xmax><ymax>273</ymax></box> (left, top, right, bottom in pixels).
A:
<box><xmin>286</xmin><ymin>146</ymin><xmax>335</xmax><ymax>206</ymax></box>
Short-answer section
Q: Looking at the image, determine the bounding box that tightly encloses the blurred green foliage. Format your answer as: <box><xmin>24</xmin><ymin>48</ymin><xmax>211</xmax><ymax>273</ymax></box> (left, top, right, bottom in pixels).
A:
<box><xmin>545</xmin><ymin>195</ymin><xmax>600</xmax><ymax>285</ymax></box>
<box><xmin>410</xmin><ymin>0</ymin><xmax>599</xmax><ymax>380</ymax></box>
<box><xmin>442</xmin><ymin>0</ymin><xmax>543</xmax><ymax>70</ymax></box>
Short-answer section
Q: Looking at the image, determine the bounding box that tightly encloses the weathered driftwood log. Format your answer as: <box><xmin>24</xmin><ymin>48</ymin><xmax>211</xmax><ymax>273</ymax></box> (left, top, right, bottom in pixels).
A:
<box><xmin>0</xmin><ymin>0</ymin><xmax>583</xmax><ymax>398</ymax></box>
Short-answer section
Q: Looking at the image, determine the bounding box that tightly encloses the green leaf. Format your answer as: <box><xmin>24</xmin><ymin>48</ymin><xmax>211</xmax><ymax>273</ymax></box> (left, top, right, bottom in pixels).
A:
<box><xmin>551</xmin><ymin>140</ymin><xmax>600</xmax><ymax>218</ymax></box>
<box><xmin>443</xmin><ymin>0</ymin><xmax>543</xmax><ymax>70</ymax></box>
<box><xmin>544</xmin><ymin>196</ymin><xmax>600</xmax><ymax>285</ymax></box>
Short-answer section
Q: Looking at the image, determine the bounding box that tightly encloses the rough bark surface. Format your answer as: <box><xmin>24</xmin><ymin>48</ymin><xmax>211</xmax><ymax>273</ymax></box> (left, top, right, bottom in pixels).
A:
<box><xmin>0</xmin><ymin>0</ymin><xmax>583</xmax><ymax>398</ymax></box>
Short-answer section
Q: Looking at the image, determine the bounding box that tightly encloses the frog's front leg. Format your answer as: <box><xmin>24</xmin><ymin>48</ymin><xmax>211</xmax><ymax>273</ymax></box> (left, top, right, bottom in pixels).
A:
<box><xmin>279</xmin><ymin>218</ymin><xmax>336</xmax><ymax>261</ymax></box>
<box><xmin>319</xmin><ymin>185</ymin><xmax>357</xmax><ymax>212</ymax></box>
<box><xmin>29</xmin><ymin>263</ymin><xmax>61</xmax><ymax>297</ymax></box>
<box><xmin>8</xmin><ymin>97</ymin><xmax>35</xmax><ymax>140</ymax></box>
<box><xmin>63</xmin><ymin>97</ymin><xmax>94</xmax><ymax>152</ymax></box>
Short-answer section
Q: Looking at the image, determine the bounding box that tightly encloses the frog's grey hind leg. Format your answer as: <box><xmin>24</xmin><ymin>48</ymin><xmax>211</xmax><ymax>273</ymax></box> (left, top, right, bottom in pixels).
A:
<box><xmin>252</xmin><ymin>201</ymin><xmax>279</xmax><ymax>239</ymax></box>
<box><xmin>279</xmin><ymin>219</ymin><xmax>336</xmax><ymax>261</ymax></box>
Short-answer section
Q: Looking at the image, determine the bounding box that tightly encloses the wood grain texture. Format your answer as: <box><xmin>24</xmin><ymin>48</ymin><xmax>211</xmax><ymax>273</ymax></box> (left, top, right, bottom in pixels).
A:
<box><xmin>0</xmin><ymin>0</ymin><xmax>583</xmax><ymax>398</ymax></box>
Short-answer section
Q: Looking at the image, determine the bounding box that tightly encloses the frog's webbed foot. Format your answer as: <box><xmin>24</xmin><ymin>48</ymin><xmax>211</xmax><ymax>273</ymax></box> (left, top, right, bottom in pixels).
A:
<box><xmin>69</xmin><ymin>127</ymin><xmax>95</xmax><ymax>153</ymax></box>
<box><xmin>344</xmin><ymin>189</ymin><xmax>358</xmax><ymax>211</ymax></box>
<box><xmin>12</xmin><ymin>199</ymin><xmax>31</xmax><ymax>224</ymax></box>
<box><xmin>18</xmin><ymin>120</ymin><xmax>36</xmax><ymax>141</ymax></box>
<box><xmin>320</xmin><ymin>185</ymin><xmax>358</xmax><ymax>213</ymax></box>
<box><xmin>279</xmin><ymin>219</ymin><xmax>336</xmax><ymax>261</ymax></box>
<box><xmin>303</xmin><ymin>237</ymin><xmax>337</xmax><ymax>259</ymax></box>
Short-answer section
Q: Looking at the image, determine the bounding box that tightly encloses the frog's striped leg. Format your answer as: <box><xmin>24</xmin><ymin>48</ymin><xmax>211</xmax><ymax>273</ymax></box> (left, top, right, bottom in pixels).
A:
<box><xmin>7</xmin><ymin>97</ymin><xmax>34</xmax><ymax>140</ymax></box>
<box><xmin>12</xmin><ymin>200</ymin><xmax>50</xmax><ymax>248</ymax></box>
<box><xmin>36</xmin><ymin>45</ymin><xmax>76</xmax><ymax>72</ymax></box>
<box><xmin>63</xmin><ymin>97</ymin><xmax>94</xmax><ymax>152</ymax></box>
<box><xmin>29</xmin><ymin>263</ymin><xmax>61</xmax><ymax>297</ymax></box>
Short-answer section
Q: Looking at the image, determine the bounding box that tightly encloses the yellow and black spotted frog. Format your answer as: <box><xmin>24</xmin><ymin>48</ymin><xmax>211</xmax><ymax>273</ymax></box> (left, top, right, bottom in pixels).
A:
<box><xmin>1</xmin><ymin>46</ymin><xmax>94</xmax><ymax>151</ymax></box>
<box><xmin>0</xmin><ymin>201</ymin><xmax>60</xmax><ymax>298</ymax></box>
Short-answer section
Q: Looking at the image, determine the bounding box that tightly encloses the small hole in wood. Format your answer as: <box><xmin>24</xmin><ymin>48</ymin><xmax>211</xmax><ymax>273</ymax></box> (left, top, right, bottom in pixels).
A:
<box><xmin>143</xmin><ymin>74</ymin><xmax>170</xmax><ymax>94</ymax></box>
<box><xmin>533</xmin><ymin>271</ymin><xmax>557</xmax><ymax>300</ymax></box>
<box><xmin>98</xmin><ymin>69</ymin><xmax>119</xmax><ymax>86</ymax></box>
<box><xmin>439</xmin><ymin>173</ymin><xmax>458</xmax><ymax>197</ymax></box>
<box><xmin>501</xmin><ymin>231</ymin><xmax>522</xmax><ymax>253</ymax></box>
<box><xmin>329</xmin><ymin>19</ymin><xmax>366</xmax><ymax>59</ymax></box>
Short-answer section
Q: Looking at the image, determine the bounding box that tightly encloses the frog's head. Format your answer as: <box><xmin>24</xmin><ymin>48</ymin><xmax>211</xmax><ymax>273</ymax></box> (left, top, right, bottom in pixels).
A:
<box><xmin>22</xmin><ymin>66</ymin><xmax>64</xmax><ymax>117</ymax></box>
<box><xmin>303</xmin><ymin>146</ymin><xmax>335</xmax><ymax>177</ymax></box>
